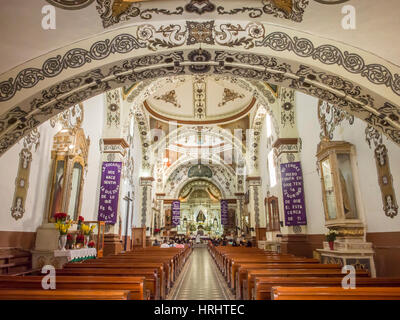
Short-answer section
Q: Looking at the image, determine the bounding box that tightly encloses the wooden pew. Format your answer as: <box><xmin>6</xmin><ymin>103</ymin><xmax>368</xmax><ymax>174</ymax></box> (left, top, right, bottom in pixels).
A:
<box><xmin>0</xmin><ymin>289</ymin><xmax>131</xmax><ymax>300</ymax></box>
<box><xmin>61</xmin><ymin>246</ymin><xmax>192</xmax><ymax>299</ymax></box>
<box><xmin>65</xmin><ymin>261</ymin><xmax>167</xmax><ymax>293</ymax></box>
<box><xmin>254</xmin><ymin>277</ymin><xmax>400</xmax><ymax>300</ymax></box>
<box><xmin>235</xmin><ymin>263</ymin><xmax>342</xmax><ymax>299</ymax></box>
<box><xmin>57</xmin><ymin>268</ymin><xmax>161</xmax><ymax>300</ymax></box>
<box><xmin>112</xmin><ymin>247</ymin><xmax>190</xmax><ymax>281</ymax></box>
<box><xmin>228</xmin><ymin>257</ymin><xmax>319</xmax><ymax>288</ymax></box>
<box><xmin>232</xmin><ymin>261</ymin><xmax>336</xmax><ymax>291</ymax></box>
<box><xmin>242</xmin><ymin>269</ymin><xmax>370</xmax><ymax>300</ymax></box>
<box><xmin>79</xmin><ymin>258</ymin><xmax>170</xmax><ymax>288</ymax></box>
<box><xmin>0</xmin><ymin>275</ymin><xmax>146</xmax><ymax>300</ymax></box>
<box><xmin>271</xmin><ymin>286</ymin><xmax>400</xmax><ymax>300</ymax></box>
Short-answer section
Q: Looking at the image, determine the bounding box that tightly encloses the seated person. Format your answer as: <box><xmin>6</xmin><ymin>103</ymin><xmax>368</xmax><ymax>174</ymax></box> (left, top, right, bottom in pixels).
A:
<box><xmin>160</xmin><ymin>240</ymin><xmax>170</xmax><ymax>248</ymax></box>
<box><xmin>175</xmin><ymin>241</ymin><xmax>185</xmax><ymax>249</ymax></box>
<box><xmin>152</xmin><ymin>239</ymin><xmax>160</xmax><ymax>247</ymax></box>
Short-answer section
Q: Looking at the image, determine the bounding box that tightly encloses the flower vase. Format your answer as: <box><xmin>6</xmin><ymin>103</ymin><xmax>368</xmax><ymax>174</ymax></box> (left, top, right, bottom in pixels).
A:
<box><xmin>84</xmin><ymin>235</ymin><xmax>90</xmax><ymax>248</ymax></box>
<box><xmin>59</xmin><ymin>235</ymin><xmax>67</xmax><ymax>251</ymax></box>
<box><xmin>328</xmin><ymin>241</ymin><xmax>334</xmax><ymax>250</ymax></box>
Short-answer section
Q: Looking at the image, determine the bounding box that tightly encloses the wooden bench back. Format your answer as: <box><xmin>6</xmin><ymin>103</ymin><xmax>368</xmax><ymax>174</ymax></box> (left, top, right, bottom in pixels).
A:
<box><xmin>272</xmin><ymin>286</ymin><xmax>400</xmax><ymax>300</ymax></box>
<box><xmin>254</xmin><ymin>277</ymin><xmax>400</xmax><ymax>300</ymax></box>
<box><xmin>0</xmin><ymin>275</ymin><xmax>145</xmax><ymax>300</ymax></box>
<box><xmin>0</xmin><ymin>289</ymin><xmax>131</xmax><ymax>300</ymax></box>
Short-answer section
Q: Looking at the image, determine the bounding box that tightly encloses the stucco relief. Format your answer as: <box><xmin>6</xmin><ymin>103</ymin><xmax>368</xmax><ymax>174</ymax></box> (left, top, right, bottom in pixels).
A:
<box><xmin>0</xmin><ymin>23</ymin><xmax>399</xmax><ymax>158</ymax></box>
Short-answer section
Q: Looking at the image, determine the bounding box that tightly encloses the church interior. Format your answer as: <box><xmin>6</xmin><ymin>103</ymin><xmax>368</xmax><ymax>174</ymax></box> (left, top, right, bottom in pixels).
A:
<box><xmin>0</xmin><ymin>0</ymin><xmax>400</xmax><ymax>301</ymax></box>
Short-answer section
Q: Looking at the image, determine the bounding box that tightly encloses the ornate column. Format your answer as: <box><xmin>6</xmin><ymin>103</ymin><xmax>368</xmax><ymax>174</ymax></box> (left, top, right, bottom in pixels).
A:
<box><xmin>99</xmin><ymin>88</ymin><xmax>129</xmax><ymax>256</ymax></box>
<box><xmin>235</xmin><ymin>192</ymin><xmax>245</xmax><ymax>234</ymax></box>
<box><xmin>246</xmin><ymin>176</ymin><xmax>264</xmax><ymax>241</ymax></box>
<box><xmin>100</xmin><ymin>138</ymin><xmax>128</xmax><ymax>256</ymax></box>
<box><xmin>140</xmin><ymin>177</ymin><xmax>154</xmax><ymax>242</ymax></box>
<box><xmin>156</xmin><ymin>193</ymin><xmax>166</xmax><ymax>234</ymax></box>
<box><xmin>272</xmin><ymin>138</ymin><xmax>309</xmax><ymax>256</ymax></box>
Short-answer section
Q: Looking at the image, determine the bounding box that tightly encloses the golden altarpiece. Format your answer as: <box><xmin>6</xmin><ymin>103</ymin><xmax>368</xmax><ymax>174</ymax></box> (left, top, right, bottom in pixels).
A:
<box><xmin>316</xmin><ymin>139</ymin><xmax>376</xmax><ymax>277</ymax></box>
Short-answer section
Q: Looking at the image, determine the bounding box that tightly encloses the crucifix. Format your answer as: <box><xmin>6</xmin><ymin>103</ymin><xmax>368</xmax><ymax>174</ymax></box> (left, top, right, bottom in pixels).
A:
<box><xmin>123</xmin><ymin>191</ymin><xmax>133</xmax><ymax>251</ymax></box>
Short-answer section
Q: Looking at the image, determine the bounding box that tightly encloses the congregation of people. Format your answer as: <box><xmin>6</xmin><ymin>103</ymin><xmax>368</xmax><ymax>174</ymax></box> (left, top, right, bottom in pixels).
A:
<box><xmin>153</xmin><ymin>237</ymin><xmax>192</xmax><ymax>248</ymax></box>
<box><xmin>153</xmin><ymin>235</ymin><xmax>253</xmax><ymax>248</ymax></box>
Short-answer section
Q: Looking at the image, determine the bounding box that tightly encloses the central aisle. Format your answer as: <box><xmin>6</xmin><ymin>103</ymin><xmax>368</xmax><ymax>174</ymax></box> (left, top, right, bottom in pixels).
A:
<box><xmin>169</xmin><ymin>247</ymin><xmax>233</xmax><ymax>300</ymax></box>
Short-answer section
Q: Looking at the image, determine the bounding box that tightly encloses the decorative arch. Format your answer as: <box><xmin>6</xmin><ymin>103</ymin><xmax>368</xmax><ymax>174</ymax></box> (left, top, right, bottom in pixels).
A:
<box><xmin>163</xmin><ymin>156</ymin><xmax>237</xmax><ymax>197</ymax></box>
<box><xmin>124</xmin><ymin>75</ymin><xmax>279</xmax><ymax>171</ymax></box>
<box><xmin>1</xmin><ymin>20</ymin><xmax>400</xmax><ymax>158</ymax></box>
<box><xmin>167</xmin><ymin>175</ymin><xmax>229</xmax><ymax>200</ymax></box>
<box><xmin>152</xmin><ymin>125</ymin><xmax>249</xmax><ymax>166</ymax></box>
<box><xmin>177</xmin><ymin>178</ymin><xmax>224</xmax><ymax>201</ymax></box>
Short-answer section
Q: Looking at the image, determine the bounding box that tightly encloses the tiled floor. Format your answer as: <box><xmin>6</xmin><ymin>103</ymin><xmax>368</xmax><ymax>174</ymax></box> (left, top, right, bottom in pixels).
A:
<box><xmin>169</xmin><ymin>247</ymin><xmax>233</xmax><ymax>300</ymax></box>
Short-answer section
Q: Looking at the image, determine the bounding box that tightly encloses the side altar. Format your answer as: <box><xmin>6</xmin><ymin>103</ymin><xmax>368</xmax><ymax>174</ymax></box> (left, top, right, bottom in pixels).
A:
<box><xmin>32</xmin><ymin>220</ymin><xmax>105</xmax><ymax>269</ymax></box>
<box><xmin>315</xmin><ymin>139</ymin><xmax>376</xmax><ymax>277</ymax></box>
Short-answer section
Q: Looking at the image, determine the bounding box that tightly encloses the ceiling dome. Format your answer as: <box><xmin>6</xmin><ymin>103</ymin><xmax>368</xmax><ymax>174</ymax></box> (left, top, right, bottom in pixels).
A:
<box><xmin>144</xmin><ymin>75</ymin><xmax>255</xmax><ymax>124</ymax></box>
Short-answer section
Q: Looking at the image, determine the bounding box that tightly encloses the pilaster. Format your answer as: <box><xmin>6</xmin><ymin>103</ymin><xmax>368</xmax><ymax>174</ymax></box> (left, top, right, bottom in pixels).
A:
<box><xmin>140</xmin><ymin>177</ymin><xmax>154</xmax><ymax>236</ymax></box>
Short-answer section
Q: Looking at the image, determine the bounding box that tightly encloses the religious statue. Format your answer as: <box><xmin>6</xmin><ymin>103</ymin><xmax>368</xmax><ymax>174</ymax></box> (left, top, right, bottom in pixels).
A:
<box><xmin>196</xmin><ymin>210</ymin><xmax>206</xmax><ymax>223</ymax></box>
<box><xmin>51</xmin><ymin>163</ymin><xmax>65</xmax><ymax>218</ymax></box>
<box><xmin>339</xmin><ymin>170</ymin><xmax>352</xmax><ymax>217</ymax></box>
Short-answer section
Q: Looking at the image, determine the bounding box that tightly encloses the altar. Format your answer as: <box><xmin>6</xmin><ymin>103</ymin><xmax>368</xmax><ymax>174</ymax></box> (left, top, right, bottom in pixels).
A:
<box><xmin>32</xmin><ymin>248</ymin><xmax>97</xmax><ymax>269</ymax></box>
<box><xmin>55</xmin><ymin>248</ymin><xmax>97</xmax><ymax>262</ymax></box>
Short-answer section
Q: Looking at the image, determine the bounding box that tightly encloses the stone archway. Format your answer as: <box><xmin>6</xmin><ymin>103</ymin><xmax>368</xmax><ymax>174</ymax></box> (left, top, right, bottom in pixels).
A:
<box><xmin>1</xmin><ymin>20</ymin><xmax>399</xmax><ymax>157</ymax></box>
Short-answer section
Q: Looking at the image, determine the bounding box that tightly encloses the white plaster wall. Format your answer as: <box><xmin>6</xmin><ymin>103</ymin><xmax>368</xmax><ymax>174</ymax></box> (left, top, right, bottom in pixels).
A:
<box><xmin>0</xmin><ymin>121</ymin><xmax>57</xmax><ymax>232</ymax></box>
<box><xmin>0</xmin><ymin>94</ymin><xmax>105</xmax><ymax>232</ymax></box>
<box><xmin>259</xmin><ymin>116</ymin><xmax>270</xmax><ymax>203</ymax></box>
<box><xmin>132</xmin><ymin>116</ymin><xmax>143</xmax><ymax>228</ymax></box>
<box><xmin>79</xmin><ymin>94</ymin><xmax>105</xmax><ymax>222</ymax></box>
<box><xmin>296</xmin><ymin>92</ymin><xmax>326</xmax><ymax>235</ymax></box>
<box><xmin>333</xmin><ymin>118</ymin><xmax>400</xmax><ymax>233</ymax></box>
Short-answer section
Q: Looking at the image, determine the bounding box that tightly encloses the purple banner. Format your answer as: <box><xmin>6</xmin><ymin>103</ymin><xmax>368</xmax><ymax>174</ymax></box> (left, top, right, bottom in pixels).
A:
<box><xmin>172</xmin><ymin>200</ymin><xmax>181</xmax><ymax>226</ymax></box>
<box><xmin>98</xmin><ymin>162</ymin><xmax>122</xmax><ymax>224</ymax></box>
<box><xmin>280</xmin><ymin>162</ymin><xmax>307</xmax><ymax>226</ymax></box>
<box><xmin>221</xmin><ymin>200</ymin><xmax>229</xmax><ymax>226</ymax></box>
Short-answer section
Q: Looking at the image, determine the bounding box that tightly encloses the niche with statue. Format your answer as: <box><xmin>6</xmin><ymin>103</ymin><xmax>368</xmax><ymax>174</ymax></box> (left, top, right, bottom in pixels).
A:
<box><xmin>316</xmin><ymin>139</ymin><xmax>376</xmax><ymax>276</ymax></box>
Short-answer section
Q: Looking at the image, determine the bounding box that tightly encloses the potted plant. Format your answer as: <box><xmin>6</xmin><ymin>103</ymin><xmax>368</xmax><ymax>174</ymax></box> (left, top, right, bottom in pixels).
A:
<box><xmin>325</xmin><ymin>229</ymin><xmax>339</xmax><ymax>250</ymax></box>
<box><xmin>81</xmin><ymin>224</ymin><xmax>96</xmax><ymax>248</ymax></box>
<box><xmin>54</xmin><ymin>213</ymin><xmax>71</xmax><ymax>250</ymax></box>
<box><xmin>88</xmin><ymin>241</ymin><xmax>96</xmax><ymax>248</ymax></box>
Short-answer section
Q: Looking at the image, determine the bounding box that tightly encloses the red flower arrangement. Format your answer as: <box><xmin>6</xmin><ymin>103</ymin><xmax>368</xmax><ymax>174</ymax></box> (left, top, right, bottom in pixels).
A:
<box><xmin>88</xmin><ymin>241</ymin><xmax>95</xmax><ymax>248</ymax></box>
<box><xmin>78</xmin><ymin>216</ymin><xmax>84</xmax><ymax>222</ymax></box>
<box><xmin>76</xmin><ymin>234</ymin><xmax>84</xmax><ymax>244</ymax></box>
<box><xmin>67</xmin><ymin>234</ymin><xmax>73</xmax><ymax>242</ymax></box>
<box><xmin>154</xmin><ymin>229</ymin><xmax>161</xmax><ymax>234</ymax></box>
<box><xmin>54</xmin><ymin>212</ymin><xmax>67</xmax><ymax>221</ymax></box>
